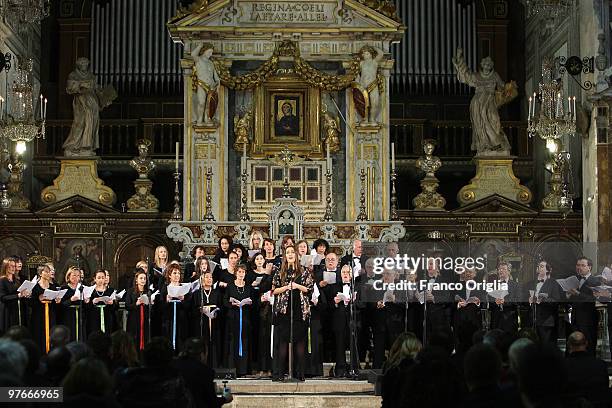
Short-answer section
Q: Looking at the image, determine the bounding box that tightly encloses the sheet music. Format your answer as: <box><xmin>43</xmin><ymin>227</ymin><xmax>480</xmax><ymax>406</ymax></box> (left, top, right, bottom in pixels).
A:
<box><xmin>312</xmin><ymin>284</ymin><xmax>320</xmax><ymax>303</ymax></box>
<box><xmin>42</xmin><ymin>288</ymin><xmax>68</xmax><ymax>300</ymax></box>
<box><xmin>168</xmin><ymin>283</ymin><xmax>191</xmax><ymax>298</ymax></box>
<box><xmin>229</xmin><ymin>297</ymin><xmax>252</xmax><ymax>307</ymax></box>
<box><xmin>17</xmin><ymin>279</ymin><xmax>36</xmax><ymax>293</ymax></box>
<box><xmin>202</xmin><ymin>305</ymin><xmax>220</xmax><ymax>319</ymax></box>
<box><xmin>253</xmin><ymin>276</ymin><xmax>263</xmax><ymax>286</ymax></box>
<box><xmin>323</xmin><ymin>271</ymin><xmax>336</xmax><ymax>284</ymax></box>
<box><xmin>83</xmin><ymin>285</ymin><xmax>96</xmax><ymax>299</ymax></box>
<box><xmin>220</xmin><ymin>258</ymin><xmax>229</xmax><ymax>270</ymax></box>
<box><xmin>556</xmin><ymin>276</ymin><xmax>580</xmax><ymax>292</ymax></box>
<box><xmin>603</xmin><ymin>266</ymin><xmax>612</xmax><ymax>281</ymax></box>
<box><xmin>488</xmin><ymin>289</ymin><xmax>508</xmax><ymax>300</ymax></box>
<box><xmin>248</xmin><ymin>249</ymin><xmax>260</xmax><ymax>258</ymax></box>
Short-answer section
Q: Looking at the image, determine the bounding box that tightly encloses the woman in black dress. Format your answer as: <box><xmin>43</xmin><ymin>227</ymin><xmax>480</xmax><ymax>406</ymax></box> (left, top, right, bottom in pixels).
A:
<box><xmin>272</xmin><ymin>245</ymin><xmax>313</xmax><ymax>381</ymax></box>
<box><xmin>0</xmin><ymin>257</ymin><xmax>29</xmax><ymax>334</ymax></box>
<box><xmin>212</xmin><ymin>236</ymin><xmax>233</xmax><ymax>277</ymax></box>
<box><xmin>59</xmin><ymin>266</ymin><xmax>85</xmax><ymax>342</ymax></box>
<box><xmin>30</xmin><ymin>263</ymin><xmax>61</xmax><ymax>352</ymax></box>
<box><xmin>191</xmin><ymin>270</ymin><xmax>222</xmax><ymax>368</ymax></box>
<box><xmin>225</xmin><ymin>264</ymin><xmax>254</xmax><ymax>377</ymax></box>
<box><xmin>159</xmin><ymin>263</ymin><xmax>191</xmax><ymax>351</ymax></box>
<box><xmin>249</xmin><ymin>253</ymin><xmax>274</xmax><ymax>377</ymax></box>
<box><xmin>125</xmin><ymin>268</ymin><xmax>150</xmax><ymax>351</ymax></box>
<box><xmin>86</xmin><ymin>269</ymin><xmax>116</xmax><ymax>336</ymax></box>
<box><xmin>263</xmin><ymin>238</ymin><xmax>281</xmax><ymax>271</ymax></box>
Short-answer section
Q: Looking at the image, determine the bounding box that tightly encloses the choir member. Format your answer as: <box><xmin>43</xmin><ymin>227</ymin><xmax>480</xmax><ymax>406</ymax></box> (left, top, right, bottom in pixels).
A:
<box><xmin>272</xmin><ymin>245</ymin><xmax>313</xmax><ymax>381</ymax></box>
<box><xmin>317</xmin><ymin>251</ymin><xmax>339</xmax><ymax>362</ymax></box>
<box><xmin>453</xmin><ymin>268</ymin><xmax>485</xmax><ymax>353</ymax></box>
<box><xmin>340</xmin><ymin>239</ymin><xmax>367</xmax><ymax>276</ymax></box>
<box><xmin>225</xmin><ymin>264</ymin><xmax>254</xmax><ymax>377</ymax></box>
<box><xmin>14</xmin><ymin>255</ymin><xmax>27</xmax><ymax>282</ymax></box>
<box><xmin>232</xmin><ymin>243</ymin><xmax>249</xmax><ymax>266</ymax></box>
<box><xmin>184</xmin><ymin>245</ymin><xmax>206</xmax><ymax>283</ymax></box>
<box><xmin>567</xmin><ymin>257</ymin><xmax>599</xmax><ymax>355</ymax></box>
<box><xmin>191</xmin><ymin>270</ymin><xmax>222</xmax><ymax>368</ymax></box>
<box><xmin>125</xmin><ymin>268</ymin><xmax>150</xmax><ymax>351</ymax></box>
<box><xmin>329</xmin><ymin>265</ymin><xmax>358</xmax><ymax>377</ymax></box>
<box><xmin>296</xmin><ymin>240</ymin><xmax>311</xmax><ymax>271</ymax></box>
<box><xmin>159</xmin><ymin>263</ymin><xmax>191</xmax><ymax>351</ymax></box>
<box><xmin>0</xmin><ymin>257</ymin><xmax>29</xmax><ymax>334</ymax></box>
<box><xmin>305</xmin><ymin>269</ymin><xmax>327</xmax><ymax>377</ymax></box>
<box><xmin>280</xmin><ymin>235</ymin><xmax>295</xmax><ymax>251</ymax></box>
<box><xmin>249</xmin><ymin>230</ymin><xmax>264</xmax><ymax>251</ymax></box>
<box><xmin>488</xmin><ymin>261</ymin><xmax>520</xmax><ymax>335</ymax></box>
<box><xmin>356</xmin><ymin>258</ymin><xmax>378</xmax><ymax>366</ymax></box>
<box><xmin>421</xmin><ymin>258</ymin><xmax>453</xmax><ymax>341</ymax></box>
<box><xmin>219</xmin><ymin>251</ymin><xmax>239</xmax><ymax>288</ymax></box>
<box><xmin>86</xmin><ymin>269</ymin><xmax>116</xmax><ymax>336</ymax></box>
<box><xmin>263</xmin><ymin>238</ymin><xmax>281</xmax><ymax>270</ymax></box>
<box><xmin>212</xmin><ymin>235</ymin><xmax>233</xmax><ymax>264</ymax></box>
<box><xmin>60</xmin><ymin>266</ymin><xmax>85</xmax><ymax>342</ymax></box>
<box><xmin>150</xmin><ymin>246</ymin><xmax>169</xmax><ymax>290</ymax></box>
<box><xmin>250</xmin><ymin>253</ymin><xmax>273</xmax><ymax>376</ymax></box>
<box><xmin>526</xmin><ymin>260</ymin><xmax>562</xmax><ymax>345</ymax></box>
<box><xmin>370</xmin><ymin>268</ymin><xmax>404</xmax><ymax>369</ymax></box>
<box><xmin>30</xmin><ymin>263</ymin><xmax>61</xmax><ymax>352</ymax></box>
<box><xmin>311</xmin><ymin>239</ymin><xmax>329</xmax><ymax>272</ymax></box>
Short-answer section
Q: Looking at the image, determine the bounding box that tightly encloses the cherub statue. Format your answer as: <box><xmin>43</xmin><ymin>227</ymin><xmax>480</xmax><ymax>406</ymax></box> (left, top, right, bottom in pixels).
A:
<box><xmin>191</xmin><ymin>42</ymin><xmax>220</xmax><ymax>125</ymax></box>
<box><xmin>452</xmin><ymin>49</ymin><xmax>517</xmax><ymax>156</ymax></box>
<box><xmin>352</xmin><ymin>46</ymin><xmax>384</xmax><ymax>124</ymax></box>
<box><xmin>233</xmin><ymin>108</ymin><xmax>253</xmax><ymax>151</ymax></box>
<box><xmin>321</xmin><ymin>105</ymin><xmax>340</xmax><ymax>154</ymax></box>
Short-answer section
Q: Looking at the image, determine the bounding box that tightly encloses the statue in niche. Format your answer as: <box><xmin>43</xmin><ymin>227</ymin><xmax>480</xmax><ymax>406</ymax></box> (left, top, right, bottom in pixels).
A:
<box><xmin>278</xmin><ymin>210</ymin><xmax>295</xmax><ymax>235</ymax></box>
<box><xmin>452</xmin><ymin>49</ymin><xmax>517</xmax><ymax>156</ymax></box>
<box><xmin>233</xmin><ymin>108</ymin><xmax>253</xmax><ymax>151</ymax></box>
<box><xmin>415</xmin><ymin>139</ymin><xmax>442</xmax><ymax>177</ymax></box>
<box><xmin>191</xmin><ymin>42</ymin><xmax>220</xmax><ymax>125</ymax></box>
<box><xmin>321</xmin><ymin>105</ymin><xmax>340</xmax><ymax>154</ymax></box>
<box><xmin>63</xmin><ymin>57</ymin><xmax>117</xmax><ymax>157</ymax></box>
<box><xmin>353</xmin><ymin>46</ymin><xmax>384</xmax><ymax>124</ymax></box>
<box><xmin>130</xmin><ymin>139</ymin><xmax>155</xmax><ymax>178</ymax></box>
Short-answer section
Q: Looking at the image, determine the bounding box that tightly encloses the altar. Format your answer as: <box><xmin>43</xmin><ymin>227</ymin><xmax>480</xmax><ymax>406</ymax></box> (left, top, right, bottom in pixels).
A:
<box><xmin>165</xmin><ymin>0</ymin><xmax>406</xmax><ymax>254</ymax></box>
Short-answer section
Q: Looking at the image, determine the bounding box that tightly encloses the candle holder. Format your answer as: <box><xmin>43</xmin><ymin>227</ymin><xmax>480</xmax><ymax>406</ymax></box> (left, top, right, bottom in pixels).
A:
<box><xmin>203</xmin><ymin>166</ymin><xmax>215</xmax><ymax>221</ymax></box>
<box><xmin>356</xmin><ymin>167</ymin><xmax>368</xmax><ymax>222</ymax></box>
<box><xmin>322</xmin><ymin>167</ymin><xmax>333</xmax><ymax>222</ymax></box>
<box><xmin>172</xmin><ymin>170</ymin><xmax>182</xmax><ymax>220</ymax></box>
<box><xmin>239</xmin><ymin>167</ymin><xmax>251</xmax><ymax>222</ymax></box>
<box><xmin>390</xmin><ymin>167</ymin><xmax>399</xmax><ymax>220</ymax></box>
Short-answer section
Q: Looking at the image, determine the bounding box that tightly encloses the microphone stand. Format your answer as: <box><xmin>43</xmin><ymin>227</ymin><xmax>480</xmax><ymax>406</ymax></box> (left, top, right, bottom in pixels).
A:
<box><xmin>348</xmin><ymin>258</ymin><xmax>360</xmax><ymax>379</ymax></box>
<box><xmin>404</xmin><ymin>269</ymin><xmax>409</xmax><ymax>333</ymax></box>
<box><xmin>146</xmin><ymin>256</ymin><xmax>152</xmax><ymax>346</ymax></box>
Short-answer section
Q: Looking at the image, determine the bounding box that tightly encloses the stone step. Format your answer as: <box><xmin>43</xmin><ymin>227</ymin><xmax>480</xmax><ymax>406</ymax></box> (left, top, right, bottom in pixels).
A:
<box><xmin>217</xmin><ymin>379</ymin><xmax>375</xmax><ymax>394</ymax></box>
<box><xmin>227</xmin><ymin>394</ymin><xmax>381</xmax><ymax>408</ymax></box>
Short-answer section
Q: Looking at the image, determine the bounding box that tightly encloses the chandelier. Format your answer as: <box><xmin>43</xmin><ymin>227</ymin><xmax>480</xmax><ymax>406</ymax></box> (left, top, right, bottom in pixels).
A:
<box><xmin>527</xmin><ymin>58</ymin><xmax>575</xmax><ymax>152</ymax></box>
<box><xmin>0</xmin><ymin>0</ymin><xmax>50</xmax><ymax>26</ymax></box>
<box><xmin>0</xmin><ymin>57</ymin><xmax>46</xmax><ymax>155</ymax></box>
<box><xmin>525</xmin><ymin>0</ymin><xmax>572</xmax><ymax>28</ymax></box>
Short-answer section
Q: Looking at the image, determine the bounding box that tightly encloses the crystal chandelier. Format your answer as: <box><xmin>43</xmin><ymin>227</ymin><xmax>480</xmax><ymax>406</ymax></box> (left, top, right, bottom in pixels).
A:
<box><xmin>527</xmin><ymin>58</ymin><xmax>576</xmax><ymax>152</ymax></box>
<box><xmin>0</xmin><ymin>0</ymin><xmax>50</xmax><ymax>26</ymax></box>
<box><xmin>525</xmin><ymin>0</ymin><xmax>572</xmax><ymax>28</ymax></box>
<box><xmin>0</xmin><ymin>57</ymin><xmax>46</xmax><ymax>154</ymax></box>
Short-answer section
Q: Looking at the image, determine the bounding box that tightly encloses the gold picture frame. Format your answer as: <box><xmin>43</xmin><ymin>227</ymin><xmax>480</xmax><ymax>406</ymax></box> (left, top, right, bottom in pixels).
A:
<box><xmin>252</xmin><ymin>75</ymin><xmax>322</xmax><ymax>158</ymax></box>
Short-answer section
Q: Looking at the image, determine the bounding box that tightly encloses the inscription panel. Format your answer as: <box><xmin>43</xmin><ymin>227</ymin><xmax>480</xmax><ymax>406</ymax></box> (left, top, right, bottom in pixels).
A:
<box><xmin>239</xmin><ymin>1</ymin><xmax>340</xmax><ymax>24</ymax></box>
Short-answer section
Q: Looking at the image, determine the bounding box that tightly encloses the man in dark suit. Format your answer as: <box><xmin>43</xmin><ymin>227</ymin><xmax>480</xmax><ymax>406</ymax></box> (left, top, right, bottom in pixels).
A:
<box><xmin>315</xmin><ymin>251</ymin><xmax>340</xmax><ymax>362</ymax></box>
<box><xmin>488</xmin><ymin>261</ymin><xmax>520</xmax><ymax>335</ymax></box>
<box><xmin>329</xmin><ymin>265</ymin><xmax>359</xmax><ymax>377</ymax></box>
<box><xmin>565</xmin><ymin>331</ymin><xmax>610</xmax><ymax>407</ymax></box>
<box><xmin>525</xmin><ymin>259</ymin><xmax>562</xmax><ymax>345</ymax></box>
<box><xmin>420</xmin><ymin>258</ymin><xmax>452</xmax><ymax>344</ymax></box>
<box><xmin>567</xmin><ymin>257</ymin><xmax>599</xmax><ymax>355</ymax></box>
<box><xmin>453</xmin><ymin>268</ymin><xmax>485</xmax><ymax>353</ymax></box>
<box><xmin>340</xmin><ymin>239</ymin><xmax>368</xmax><ymax>278</ymax></box>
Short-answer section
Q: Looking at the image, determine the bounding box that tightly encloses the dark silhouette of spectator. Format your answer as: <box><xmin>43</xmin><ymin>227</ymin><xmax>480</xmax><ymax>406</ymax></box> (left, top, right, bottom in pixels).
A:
<box><xmin>45</xmin><ymin>346</ymin><xmax>72</xmax><ymax>386</ymax></box>
<box><xmin>381</xmin><ymin>332</ymin><xmax>422</xmax><ymax>408</ymax></box>
<box><xmin>172</xmin><ymin>337</ymin><xmax>232</xmax><ymax>408</ymax></box>
<box><xmin>3</xmin><ymin>325</ymin><xmax>31</xmax><ymax>341</ymax></box>
<box><xmin>86</xmin><ymin>331</ymin><xmax>112</xmax><ymax>370</ymax></box>
<box><xmin>110</xmin><ymin>330</ymin><xmax>139</xmax><ymax>373</ymax></box>
<box><xmin>115</xmin><ymin>337</ymin><xmax>194</xmax><ymax>408</ymax></box>
<box><xmin>50</xmin><ymin>325</ymin><xmax>71</xmax><ymax>349</ymax></box>
<box><xmin>66</xmin><ymin>341</ymin><xmax>92</xmax><ymax>364</ymax></box>
<box><xmin>62</xmin><ymin>357</ymin><xmax>121</xmax><ymax>407</ymax></box>
<box><xmin>0</xmin><ymin>338</ymin><xmax>27</xmax><ymax>380</ymax></box>
<box><xmin>462</xmin><ymin>343</ymin><xmax>521</xmax><ymax>408</ymax></box>
<box><xmin>398</xmin><ymin>346</ymin><xmax>467</xmax><ymax>407</ymax></box>
<box><xmin>565</xmin><ymin>331</ymin><xmax>610</xmax><ymax>408</ymax></box>
<box><xmin>18</xmin><ymin>339</ymin><xmax>45</xmax><ymax>386</ymax></box>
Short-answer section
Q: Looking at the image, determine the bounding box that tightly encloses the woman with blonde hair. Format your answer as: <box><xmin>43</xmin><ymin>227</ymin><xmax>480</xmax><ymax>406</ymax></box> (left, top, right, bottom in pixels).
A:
<box><xmin>60</xmin><ymin>266</ymin><xmax>85</xmax><ymax>341</ymax></box>
<box><xmin>0</xmin><ymin>257</ymin><xmax>29</xmax><ymax>334</ymax></box>
<box><xmin>150</xmin><ymin>246</ymin><xmax>169</xmax><ymax>291</ymax></box>
<box><xmin>381</xmin><ymin>332</ymin><xmax>422</xmax><ymax>408</ymax></box>
<box><xmin>30</xmin><ymin>263</ymin><xmax>61</xmax><ymax>352</ymax></box>
<box><xmin>249</xmin><ymin>230</ymin><xmax>264</xmax><ymax>251</ymax></box>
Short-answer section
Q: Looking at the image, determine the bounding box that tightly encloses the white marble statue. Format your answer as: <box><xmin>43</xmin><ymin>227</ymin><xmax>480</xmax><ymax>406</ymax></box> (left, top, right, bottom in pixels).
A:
<box><xmin>355</xmin><ymin>46</ymin><xmax>384</xmax><ymax>123</ymax></box>
<box><xmin>452</xmin><ymin>49</ymin><xmax>514</xmax><ymax>156</ymax></box>
<box><xmin>191</xmin><ymin>42</ymin><xmax>220</xmax><ymax>125</ymax></box>
<box><xmin>63</xmin><ymin>58</ymin><xmax>116</xmax><ymax>157</ymax></box>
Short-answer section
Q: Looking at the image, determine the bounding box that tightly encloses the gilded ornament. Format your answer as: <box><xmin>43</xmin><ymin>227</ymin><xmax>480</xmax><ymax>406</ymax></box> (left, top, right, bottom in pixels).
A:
<box><xmin>233</xmin><ymin>108</ymin><xmax>253</xmax><ymax>151</ymax></box>
<box><xmin>321</xmin><ymin>105</ymin><xmax>341</xmax><ymax>154</ymax></box>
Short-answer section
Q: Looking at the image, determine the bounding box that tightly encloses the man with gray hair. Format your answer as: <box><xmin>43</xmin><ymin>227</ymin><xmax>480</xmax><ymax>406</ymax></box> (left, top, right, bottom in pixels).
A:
<box><xmin>0</xmin><ymin>338</ymin><xmax>28</xmax><ymax>380</ymax></box>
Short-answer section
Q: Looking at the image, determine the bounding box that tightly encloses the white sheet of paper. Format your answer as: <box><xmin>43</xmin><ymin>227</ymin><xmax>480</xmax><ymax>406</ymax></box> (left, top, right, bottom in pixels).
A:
<box><xmin>229</xmin><ymin>297</ymin><xmax>252</xmax><ymax>307</ymax></box>
<box><xmin>556</xmin><ymin>276</ymin><xmax>580</xmax><ymax>292</ymax></box>
<box><xmin>151</xmin><ymin>290</ymin><xmax>160</xmax><ymax>302</ymax></box>
<box><xmin>253</xmin><ymin>276</ymin><xmax>263</xmax><ymax>286</ymax></box>
<box><xmin>83</xmin><ymin>285</ymin><xmax>95</xmax><ymax>299</ymax></box>
<box><xmin>43</xmin><ymin>288</ymin><xmax>68</xmax><ymax>300</ymax></box>
<box><xmin>603</xmin><ymin>266</ymin><xmax>612</xmax><ymax>281</ymax></box>
<box><xmin>94</xmin><ymin>296</ymin><xmax>113</xmax><ymax>304</ymax></box>
<box><xmin>220</xmin><ymin>258</ymin><xmax>229</xmax><ymax>270</ymax></box>
<box><xmin>323</xmin><ymin>271</ymin><xmax>336</xmax><ymax>284</ymax></box>
<box><xmin>312</xmin><ymin>284</ymin><xmax>320</xmax><ymax>303</ymax></box>
<box><xmin>168</xmin><ymin>283</ymin><xmax>191</xmax><ymax>298</ymax></box>
<box><xmin>115</xmin><ymin>289</ymin><xmax>126</xmax><ymax>299</ymax></box>
<box><xmin>17</xmin><ymin>279</ymin><xmax>36</xmax><ymax>293</ymax></box>
<box><xmin>202</xmin><ymin>306</ymin><xmax>220</xmax><ymax>319</ymax></box>
<box><xmin>300</xmin><ymin>255</ymin><xmax>313</xmax><ymax>268</ymax></box>
<box><xmin>248</xmin><ymin>250</ymin><xmax>259</xmax><ymax>258</ymax></box>
<box><xmin>342</xmin><ymin>284</ymin><xmax>351</xmax><ymax>299</ymax></box>
<box><xmin>336</xmin><ymin>292</ymin><xmax>350</xmax><ymax>302</ymax></box>
<box><xmin>416</xmin><ymin>291</ymin><xmax>425</xmax><ymax>304</ymax></box>
<box><xmin>383</xmin><ymin>289</ymin><xmax>394</xmax><ymax>304</ymax></box>
<box><xmin>209</xmin><ymin>260</ymin><xmax>219</xmax><ymax>272</ymax></box>
<box><xmin>313</xmin><ymin>254</ymin><xmax>325</xmax><ymax>265</ymax></box>
<box><xmin>138</xmin><ymin>294</ymin><xmax>150</xmax><ymax>305</ymax></box>
<box><xmin>488</xmin><ymin>290</ymin><xmax>508</xmax><ymax>300</ymax></box>
<box><xmin>191</xmin><ymin>280</ymin><xmax>201</xmax><ymax>293</ymax></box>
